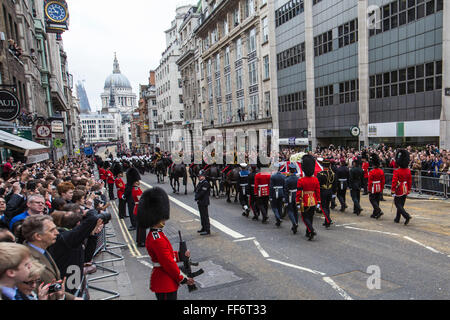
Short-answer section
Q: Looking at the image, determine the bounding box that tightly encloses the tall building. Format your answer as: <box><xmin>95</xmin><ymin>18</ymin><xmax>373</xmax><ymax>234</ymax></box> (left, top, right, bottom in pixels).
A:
<box><xmin>155</xmin><ymin>5</ymin><xmax>191</xmax><ymax>152</ymax></box>
<box><xmin>275</xmin><ymin>0</ymin><xmax>449</xmax><ymax>149</ymax></box>
<box><xmin>76</xmin><ymin>81</ymin><xmax>92</xmax><ymax>113</ymax></box>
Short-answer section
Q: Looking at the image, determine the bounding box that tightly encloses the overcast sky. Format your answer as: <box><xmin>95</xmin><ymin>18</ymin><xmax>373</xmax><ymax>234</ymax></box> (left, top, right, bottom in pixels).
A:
<box><xmin>64</xmin><ymin>0</ymin><xmax>195</xmax><ymax>112</ymax></box>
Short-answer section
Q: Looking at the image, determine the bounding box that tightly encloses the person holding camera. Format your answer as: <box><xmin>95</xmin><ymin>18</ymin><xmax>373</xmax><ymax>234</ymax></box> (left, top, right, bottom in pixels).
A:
<box><xmin>21</xmin><ymin>215</ymin><xmax>79</xmax><ymax>300</ymax></box>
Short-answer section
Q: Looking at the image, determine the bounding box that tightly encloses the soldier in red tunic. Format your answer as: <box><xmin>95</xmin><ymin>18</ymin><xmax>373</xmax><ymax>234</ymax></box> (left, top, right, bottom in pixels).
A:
<box><xmin>112</xmin><ymin>163</ymin><xmax>127</xmax><ymax>219</ymax></box>
<box><xmin>368</xmin><ymin>153</ymin><xmax>385</xmax><ymax>219</ymax></box>
<box><xmin>98</xmin><ymin>161</ymin><xmax>106</xmax><ymax>185</ymax></box>
<box><xmin>105</xmin><ymin>162</ymin><xmax>116</xmax><ymax>201</ymax></box>
<box><xmin>137</xmin><ymin>187</ymin><xmax>194</xmax><ymax>300</ymax></box>
<box><xmin>392</xmin><ymin>149</ymin><xmax>412</xmax><ymax>225</ymax></box>
<box><xmin>296</xmin><ymin>155</ymin><xmax>321</xmax><ymax>241</ymax></box>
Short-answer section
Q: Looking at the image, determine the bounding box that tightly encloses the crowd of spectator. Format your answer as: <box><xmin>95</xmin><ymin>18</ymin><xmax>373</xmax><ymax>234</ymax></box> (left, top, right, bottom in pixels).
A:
<box><xmin>0</xmin><ymin>155</ymin><xmax>109</xmax><ymax>300</ymax></box>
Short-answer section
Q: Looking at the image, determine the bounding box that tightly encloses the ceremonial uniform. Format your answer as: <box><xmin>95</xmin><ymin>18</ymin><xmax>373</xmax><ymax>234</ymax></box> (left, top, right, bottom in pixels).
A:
<box><xmin>247</xmin><ymin>167</ymin><xmax>259</xmax><ymax>220</ymax></box>
<box><xmin>368</xmin><ymin>155</ymin><xmax>385</xmax><ymax>219</ymax></box>
<box><xmin>115</xmin><ymin>177</ymin><xmax>126</xmax><ymax>219</ymax></box>
<box><xmin>99</xmin><ymin>167</ymin><xmax>106</xmax><ymax>185</ymax></box>
<box><xmin>195</xmin><ymin>174</ymin><xmax>211</xmax><ymax>235</ymax></box>
<box><xmin>270</xmin><ymin>170</ymin><xmax>286</xmax><ymax>226</ymax></box>
<box><xmin>336</xmin><ymin>163</ymin><xmax>349</xmax><ymax>212</ymax></box>
<box><xmin>296</xmin><ymin>176</ymin><xmax>320</xmax><ymax>240</ymax></box>
<box><xmin>132</xmin><ymin>185</ymin><xmax>146</xmax><ymax>245</ymax></box>
<box><xmin>316</xmin><ymin>163</ymin><xmax>336</xmax><ymax>227</ymax></box>
<box><xmin>392</xmin><ymin>149</ymin><xmax>412</xmax><ymax>225</ymax></box>
<box><xmin>362</xmin><ymin>160</ymin><xmax>369</xmax><ymax>195</ymax></box>
<box><xmin>106</xmin><ymin>169</ymin><xmax>115</xmax><ymax>201</ymax></box>
<box><xmin>284</xmin><ymin>165</ymin><xmax>299</xmax><ymax>233</ymax></box>
<box><xmin>146</xmin><ymin>228</ymin><xmax>187</xmax><ymax>300</ymax></box>
<box><xmin>254</xmin><ymin>172</ymin><xmax>270</xmax><ymax>223</ymax></box>
<box><xmin>238</xmin><ymin>165</ymin><xmax>250</xmax><ymax>217</ymax></box>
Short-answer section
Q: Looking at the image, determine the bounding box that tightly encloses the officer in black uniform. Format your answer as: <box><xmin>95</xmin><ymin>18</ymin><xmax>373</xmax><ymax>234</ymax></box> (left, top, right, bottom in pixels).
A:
<box><xmin>317</xmin><ymin>158</ymin><xmax>337</xmax><ymax>228</ymax></box>
<box><xmin>195</xmin><ymin>170</ymin><xmax>211</xmax><ymax>236</ymax></box>
<box><xmin>284</xmin><ymin>163</ymin><xmax>299</xmax><ymax>234</ymax></box>
<box><xmin>238</xmin><ymin>164</ymin><xmax>250</xmax><ymax>217</ymax></box>
<box><xmin>330</xmin><ymin>159</ymin><xmax>338</xmax><ymax>210</ymax></box>
<box><xmin>270</xmin><ymin>163</ymin><xmax>286</xmax><ymax>227</ymax></box>
<box><xmin>349</xmin><ymin>156</ymin><xmax>364</xmax><ymax>215</ymax></box>
<box><xmin>247</xmin><ymin>165</ymin><xmax>259</xmax><ymax>221</ymax></box>
<box><xmin>336</xmin><ymin>159</ymin><xmax>350</xmax><ymax>212</ymax></box>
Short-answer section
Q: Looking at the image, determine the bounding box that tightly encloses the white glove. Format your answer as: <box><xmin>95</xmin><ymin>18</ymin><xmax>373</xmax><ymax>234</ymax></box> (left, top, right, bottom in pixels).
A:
<box><xmin>316</xmin><ymin>204</ymin><xmax>321</xmax><ymax>210</ymax></box>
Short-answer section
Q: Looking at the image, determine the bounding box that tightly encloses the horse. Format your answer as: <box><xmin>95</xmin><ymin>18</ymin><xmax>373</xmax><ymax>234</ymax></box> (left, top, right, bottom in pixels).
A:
<box><xmin>155</xmin><ymin>157</ymin><xmax>169</xmax><ymax>183</ymax></box>
<box><xmin>169</xmin><ymin>162</ymin><xmax>187</xmax><ymax>194</ymax></box>
<box><xmin>205</xmin><ymin>163</ymin><xmax>222</xmax><ymax>198</ymax></box>
<box><xmin>188</xmin><ymin>163</ymin><xmax>201</xmax><ymax>189</ymax></box>
<box><xmin>223</xmin><ymin>164</ymin><xmax>240</xmax><ymax>203</ymax></box>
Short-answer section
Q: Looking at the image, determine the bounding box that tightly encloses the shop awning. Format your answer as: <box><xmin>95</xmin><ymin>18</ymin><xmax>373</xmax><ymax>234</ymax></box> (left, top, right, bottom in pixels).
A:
<box><xmin>0</xmin><ymin>130</ymin><xmax>50</xmax><ymax>163</ymax></box>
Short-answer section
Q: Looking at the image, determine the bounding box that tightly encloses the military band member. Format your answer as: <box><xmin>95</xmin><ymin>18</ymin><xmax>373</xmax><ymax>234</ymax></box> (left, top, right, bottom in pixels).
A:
<box><xmin>317</xmin><ymin>158</ymin><xmax>337</xmax><ymax>228</ymax></box>
<box><xmin>254</xmin><ymin>171</ymin><xmax>271</xmax><ymax>224</ymax></box>
<box><xmin>336</xmin><ymin>159</ymin><xmax>349</xmax><ymax>212</ymax></box>
<box><xmin>270</xmin><ymin>163</ymin><xmax>286</xmax><ymax>227</ymax></box>
<box><xmin>238</xmin><ymin>164</ymin><xmax>250</xmax><ymax>218</ymax></box>
<box><xmin>297</xmin><ymin>155</ymin><xmax>321</xmax><ymax>241</ymax></box>
<box><xmin>349</xmin><ymin>157</ymin><xmax>364</xmax><ymax>215</ymax></box>
<box><xmin>137</xmin><ymin>187</ymin><xmax>195</xmax><ymax>300</ymax></box>
<box><xmin>368</xmin><ymin>153</ymin><xmax>385</xmax><ymax>220</ymax></box>
<box><xmin>392</xmin><ymin>149</ymin><xmax>412</xmax><ymax>225</ymax></box>
<box><xmin>284</xmin><ymin>163</ymin><xmax>299</xmax><ymax>234</ymax></box>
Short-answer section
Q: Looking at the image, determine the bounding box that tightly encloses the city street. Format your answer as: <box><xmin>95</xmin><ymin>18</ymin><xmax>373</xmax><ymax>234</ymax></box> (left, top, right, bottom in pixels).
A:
<box><xmin>95</xmin><ymin>170</ymin><xmax>450</xmax><ymax>300</ymax></box>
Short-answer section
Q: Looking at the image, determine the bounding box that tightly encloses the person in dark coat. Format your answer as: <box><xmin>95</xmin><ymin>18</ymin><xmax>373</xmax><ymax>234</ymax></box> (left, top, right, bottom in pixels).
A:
<box><xmin>349</xmin><ymin>156</ymin><xmax>364</xmax><ymax>215</ymax></box>
<box><xmin>194</xmin><ymin>170</ymin><xmax>211</xmax><ymax>236</ymax></box>
<box><xmin>317</xmin><ymin>158</ymin><xmax>337</xmax><ymax>228</ymax></box>
<box><xmin>284</xmin><ymin>163</ymin><xmax>299</xmax><ymax>234</ymax></box>
<box><xmin>270</xmin><ymin>164</ymin><xmax>286</xmax><ymax>227</ymax></box>
<box><xmin>336</xmin><ymin>159</ymin><xmax>350</xmax><ymax>212</ymax></box>
<box><xmin>124</xmin><ymin>167</ymin><xmax>140</xmax><ymax>231</ymax></box>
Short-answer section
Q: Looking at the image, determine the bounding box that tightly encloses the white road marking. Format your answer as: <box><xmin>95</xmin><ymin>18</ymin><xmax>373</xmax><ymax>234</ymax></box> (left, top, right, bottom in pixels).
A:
<box><xmin>267</xmin><ymin>259</ymin><xmax>326</xmax><ymax>276</ymax></box>
<box><xmin>344</xmin><ymin>226</ymin><xmax>400</xmax><ymax>237</ymax></box>
<box><xmin>233</xmin><ymin>237</ymin><xmax>256</xmax><ymax>242</ymax></box>
<box><xmin>335</xmin><ymin>223</ymin><xmax>359</xmax><ymax>227</ymax></box>
<box><xmin>141</xmin><ymin>181</ymin><xmax>245</xmax><ymax>239</ymax></box>
<box><xmin>253</xmin><ymin>240</ymin><xmax>270</xmax><ymax>258</ymax></box>
<box><xmin>403</xmin><ymin>236</ymin><xmax>442</xmax><ymax>254</ymax></box>
<box><xmin>322</xmin><ymin>277</ymin><xmax>354</xmax><ymax>300</ymax></box>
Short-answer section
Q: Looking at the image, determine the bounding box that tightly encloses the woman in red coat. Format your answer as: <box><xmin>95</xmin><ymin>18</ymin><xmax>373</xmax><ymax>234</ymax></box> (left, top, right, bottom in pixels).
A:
<box><xmin>137</xmin><ymin>187</ymin><xmax>194</xmax><ymax>300</ymax></box>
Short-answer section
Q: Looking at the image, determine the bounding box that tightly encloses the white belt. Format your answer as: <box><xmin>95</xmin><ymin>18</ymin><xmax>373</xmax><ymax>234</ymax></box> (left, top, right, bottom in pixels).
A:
<box><xmin>258</xmin><ymin>184</ymin><xmax>268</xmax><ymax>188</ymax></box>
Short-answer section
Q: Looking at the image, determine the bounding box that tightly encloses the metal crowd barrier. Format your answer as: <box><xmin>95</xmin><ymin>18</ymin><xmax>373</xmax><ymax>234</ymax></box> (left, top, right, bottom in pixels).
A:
<box><xmin>85</xmin><ymin>215</ymin><xmax>127</xmax><ymax>300</ymax></box>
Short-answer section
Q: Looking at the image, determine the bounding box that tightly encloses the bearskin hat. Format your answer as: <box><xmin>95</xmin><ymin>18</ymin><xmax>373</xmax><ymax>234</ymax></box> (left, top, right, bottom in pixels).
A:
<box><xmin>111</xmin><ymin>163</ymin><xmax>123</xmax><ymax>176</ymax></box>
<box><xmin>361</xmin><ymin>150</ymin><xmax>368</xmax><ymax>161</ymax></box>
<box><xmin>369</xmin><ymin>153</ymin><xmax>380</xmax><ymax>168</ymax></box>
<box><xmin>126</xmin><ymin>167</ymin><xmax>141</xmax><ymax>186</ymax></box>
<box><xmin>103</xmin><ymin>161</ymin><xmax>110</xmax><ymax>170</ymax></box>
<box><xmin>137</xmin><ymin>187</ymin><xmax>170</xmax><ymax>229</ymax></box>
<box><xmin>354</xmin><ymin>156</ymin><xmax>362</xmax><ymax>167</ymax></box>
<box><xmin>396</xmin><ymin>149</ymin><xmax>410</xmax><ymax>169</ymax></box>
<box><xmin>302</xmin><ymin>155</ymin><xmax>316</xmax><ymax>177</ymax></box>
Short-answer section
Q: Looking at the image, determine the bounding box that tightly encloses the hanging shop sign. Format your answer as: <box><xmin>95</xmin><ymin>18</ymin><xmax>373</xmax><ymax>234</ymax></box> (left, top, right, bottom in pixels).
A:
<box><xmin>36</xmin><ymin>125</ymin><xmax>52</xmax><ymax>139</ymax></box>
<box><xmin>0</xmin><ymin>90</ymin><xmax>20</xmax><ymax>122</ymax></box>
<box><xmin>51</xmin><ymin>120</ymin><xmax>64</xmax><ymax>133</ymax></box>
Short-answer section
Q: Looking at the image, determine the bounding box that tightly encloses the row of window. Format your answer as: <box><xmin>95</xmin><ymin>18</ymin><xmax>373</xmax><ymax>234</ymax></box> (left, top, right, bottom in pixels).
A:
<box><xmin>369</xmin><ymin>0</ymin><xmax>443</xmax><ymax>37</ymax></box>
<box><xmin>314</xmin><ymin>30</ymin><xmax>333</xmax><ymax>57</ymax></box>
<box><xmin>275</xmin><ymin>0</ymin><xmax>304</xmax><ymax>28</ymax></box>
<box><xmin>338</xmin><ymin>19</ymin><xmax>358</xmax><ymax>49</ymax></box>
<box><xmin>369</xmin><ymin>60</ymin><xmax>443</xmax><ymax>98</ymax></box>
<box><xmin>278</xmin><ymin>91</ymin><xmax>307</xmax><ymax>112</ymax></box>
<box><xmin>276</xmin><ymin>42</ymin><xmax>306</xmax><ymax>71</ymax></box>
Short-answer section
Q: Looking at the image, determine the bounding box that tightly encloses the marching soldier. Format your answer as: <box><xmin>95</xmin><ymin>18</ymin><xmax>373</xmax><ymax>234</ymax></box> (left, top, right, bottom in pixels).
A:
<box><xmin>349</xmin><ymin>156</ymin><xmax>364</xmax><ymax>216</ymax></box>
<box><xmin>238</xmin><ymin>163</ymin><xmax>250</xmax><ymax>217</ymax></box>
<box><xmin>195</xmin><ymin>170</ymin><xmax>211</xmax><ymax>236</ymax></box>
<box><xmin>297</xmin><ymin>155</ymin><xmax>321</xmax><ymax>241</ymax></box>
<box><xmin>137</xmin><ymin>187</ymin><xmax>195</xmax><ymax>300</ymax></box>
<box><xmin>284</xmin><ymin>163</ymin><xmax>299</xmax><ymax>234</ymax></box>
<box><xmin>368</xmin><ymin>153</ymin><xmax>385</xmax><ymax>220</ymax></box>
<box><xmin>336</xmin><ymin>159</ymin><xmax>349</xmax><ymax>212</ymax></box>
<box><xmin>254</xmin><ymin>171</ymin><xmax>271</xmax><ymax>224</ymax></box>
<box><xmin>317</xmin><ymin>158</ymin><xmax>337</xmax><ymax>228</ymax></box>
<box><xmin>392</xmin><ymin>149</ymin><xmax>412</xmax><ymax>225</ymax></box>
<box><xmin>270</xmin><ymin>163</ymin><xmax>286</xmax><ymax>227</ymax></box>
<box><xmin>247</xmin><ymin>165</ymin><xmax>259</xmax><ymax>221</ymax></box>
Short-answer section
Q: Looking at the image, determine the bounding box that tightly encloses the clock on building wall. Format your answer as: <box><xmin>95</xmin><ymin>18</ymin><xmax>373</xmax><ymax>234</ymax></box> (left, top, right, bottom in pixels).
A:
<box><xmin>44</xmin><ymin>1</ymin><xmax>69</xmax><ymax>33</ymax></box>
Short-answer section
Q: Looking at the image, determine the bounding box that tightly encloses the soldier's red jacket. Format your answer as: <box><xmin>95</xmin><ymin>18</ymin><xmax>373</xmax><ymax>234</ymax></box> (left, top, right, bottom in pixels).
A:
<box><xmin>146</xmin><ymin>229</ymin><xmax>186</xmax><ymax>293</ymax></box>
<box><xmin>115</xmin><ymin>177</ymin><xmax>125</xmax><ymax>199</ymax></box>
<box><xmin>254</xmin><ymin>172</ymin><xmax>271</xmax><ymax>197</ymax></box>
<box><xmin>296</xmin><ymin>176</ymin><xmax>320</xmax><ymax>207</ymax></box>
<box><xmin>106</xmin><ymin>170</ymin><xmax>115</xmax><ymax>184</ymax></box>
<box><xmin>362</xmin><ymin>162</ymin><xmax>369</xmax><ymax>179</ymax></box>
<box><xmin>368</xmin><ymin>168</ymin><xmax>385</xmax><ymax>194</ymax></box>
<box><xmin>132</xmin><ymin>186</ymin><xmax>143</xmax><ymax>216</ymax></box>
<box><xmin>391</xmin><ymin>168</ymin><xmax>412</xmax><ymax>196</ymax></box>
<box><xmin>99</xmin><ymin>167</ymin><xmax>106</xmax><ymax>180</ymax></box>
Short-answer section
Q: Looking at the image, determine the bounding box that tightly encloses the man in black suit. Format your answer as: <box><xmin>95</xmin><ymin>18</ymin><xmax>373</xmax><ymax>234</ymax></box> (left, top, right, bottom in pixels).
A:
<box><xmin>195</xmin><ymin>170</ymin><xmax>211</xmax><ymax>236</ymax></box>
<box><xmin>349</xmin><ymin>157</ymin><xmax>364</xmax><ymax>215</ymax></box>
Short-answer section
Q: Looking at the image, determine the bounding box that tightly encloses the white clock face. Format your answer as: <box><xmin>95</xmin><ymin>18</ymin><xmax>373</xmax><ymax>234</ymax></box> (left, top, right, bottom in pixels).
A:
<box><xmin>47</xmin><ymin>3</ymin><xmax>67</xmax><ymax>22</ymax></box>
